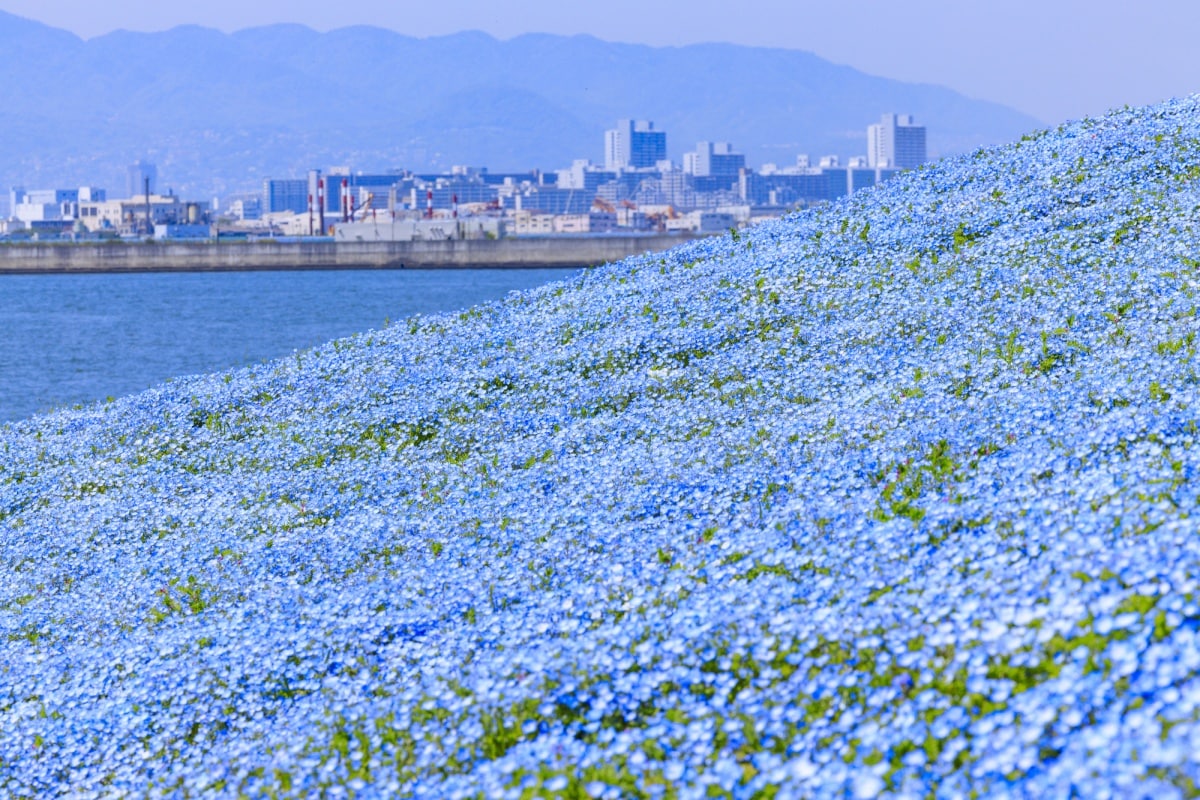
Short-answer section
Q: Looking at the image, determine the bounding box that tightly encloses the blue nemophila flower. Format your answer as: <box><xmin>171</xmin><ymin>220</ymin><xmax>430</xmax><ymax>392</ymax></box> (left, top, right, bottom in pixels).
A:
<box><xmin>5</xmin><ymin>97</ymin><xmax>1200</xmax><ymax>796</ymax></box>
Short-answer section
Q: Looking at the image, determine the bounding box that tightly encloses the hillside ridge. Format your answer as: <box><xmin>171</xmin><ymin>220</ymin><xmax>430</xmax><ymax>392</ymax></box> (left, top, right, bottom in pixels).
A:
<box><xmin>0</xmin><ymin>16</ymin><xmax>1040</xmax><ymax>196</ymax></box>
<box><xmin>2</xmin><ymin>97</ymin><xmax>1200</xmax><ymax>796</ymax></box>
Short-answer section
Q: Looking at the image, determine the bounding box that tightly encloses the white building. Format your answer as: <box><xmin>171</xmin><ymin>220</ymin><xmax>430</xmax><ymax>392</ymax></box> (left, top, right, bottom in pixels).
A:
<box><xmin>262</xmin><ymin>211</ymin><xmax>312</xmax><ymax>236</ymax></box>
<box><xmin>9</xmin><ymin>187</ymin><xmax>106</xmax><ymax>226</ymax></box>
<box><xmin>228</xmin><ymin>197</ymin><xmax>262</xmax><ymax>221</ymax></box>
<box><xmin>551</xmin><ymin>211</ymin><xmax>617</xmax><ymax>234</ymax></box>
<box><xmin>77</xmin><ymin>194</ymin><xmax>186</xmax><ymax>233</ymax></box>
<box><xmin>510</xmin><ymin>211</ymin><xmax>556</xmax><ymax>236</ymax></box>
<box><xmin>555</xmin><ymin>160</ymin><xmax>615</xmax><ymax>192</ymax></box>
<box><xmin>664</xmin><ymin>210</ymin><xmax>739</xmax><ymax>234</ymax></box>
<box><xmin>867</xmin><ymin>113</ymin><xmax>927</xmax><ymax>169</ymax></box>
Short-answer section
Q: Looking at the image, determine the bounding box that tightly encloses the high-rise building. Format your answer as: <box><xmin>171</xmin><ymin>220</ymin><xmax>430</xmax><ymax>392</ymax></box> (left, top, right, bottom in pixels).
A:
<box><xmin>684</xmin><ymin>141</ymin><xmax>746</xmax><ymax>192</ymax></box>
<box><xmin>867</xmin><ymin>114</ymin><xmax>926</xmax><ymax>169</ymax></box>
<box><xmin>126</xmin><ymin>161</ymin><xmax>158</xmax><ymax>198</ymax></box>
<box><xmin>604</xmin><ymin>120</ymin><xmax>667</xmax><ymax>171</ymax></box>
<box><xmin>263</xmin><ymin>178</ymin><xmax>309</xmax><ymax>214</ymax></box>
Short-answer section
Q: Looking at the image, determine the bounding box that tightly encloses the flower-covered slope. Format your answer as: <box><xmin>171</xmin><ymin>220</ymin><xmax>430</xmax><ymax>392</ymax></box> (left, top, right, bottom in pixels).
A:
<box><xmin>5</xmin><ymin>98</ymin><xmax>1200</xmax><ymax>798</ymax></box>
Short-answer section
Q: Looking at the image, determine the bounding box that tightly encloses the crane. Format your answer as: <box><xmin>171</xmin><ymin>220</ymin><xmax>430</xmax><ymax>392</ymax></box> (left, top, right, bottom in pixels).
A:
<box><xmin>353</xmin><ymin>192</ymin><xmax>376</xmax><ymax>222</ymax></box>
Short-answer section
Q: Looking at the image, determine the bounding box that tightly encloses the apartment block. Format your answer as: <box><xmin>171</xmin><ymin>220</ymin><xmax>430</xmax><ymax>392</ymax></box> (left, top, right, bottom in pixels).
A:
<box><xmin>604</xmin><ymin>120</ymin><xmax>667</xmax><ymax>171</ymax></box>
<box><xmin>867</xmin><ymin>114</ymin><xmax>927</xmax><ymax>169</ymax></box>
<box><xmin>684</xmin><ymin>142</ymin><xmax>746</xmax><ymax>192</ymax></box>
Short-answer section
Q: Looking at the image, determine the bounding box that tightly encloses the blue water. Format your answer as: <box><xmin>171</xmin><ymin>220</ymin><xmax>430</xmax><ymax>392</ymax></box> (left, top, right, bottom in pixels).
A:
<box><xmin>0</xmin><ymin>268</ymin><xmax>580</xmax><ymax>423</ymax></box>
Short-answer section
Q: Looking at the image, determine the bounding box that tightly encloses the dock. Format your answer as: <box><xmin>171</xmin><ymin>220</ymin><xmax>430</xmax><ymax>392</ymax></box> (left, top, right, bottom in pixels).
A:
<box><xmin>0</xmin><ymin>235</ymin><xmax>696</xmax><ymax>274</ymax></box>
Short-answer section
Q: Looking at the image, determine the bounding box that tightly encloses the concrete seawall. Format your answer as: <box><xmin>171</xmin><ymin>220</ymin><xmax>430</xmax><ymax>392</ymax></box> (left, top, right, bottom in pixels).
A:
<box><xmin>0</xmin><ymin>235</ymin><xmax>696</xmax><ymax>274</ymax></box>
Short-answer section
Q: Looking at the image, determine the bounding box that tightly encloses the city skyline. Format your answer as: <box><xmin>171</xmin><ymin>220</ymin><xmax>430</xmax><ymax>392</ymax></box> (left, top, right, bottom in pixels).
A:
<box><xmin>4</xmin><ymin>112</ymin><xmax>924</xmax><ymax>239</ymax></box>
<box><xmin>1</xmin><ymin>0</ymin><xmax>1197</xmax><ymax>124</ymax></box>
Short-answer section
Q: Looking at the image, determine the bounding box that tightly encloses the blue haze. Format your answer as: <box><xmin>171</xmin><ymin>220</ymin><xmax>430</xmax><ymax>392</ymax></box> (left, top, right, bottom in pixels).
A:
<box><xmin>0</xmin><ymin>11</ymin><xmax>1039</xmax><ymax>198</ymax></box>
<box><xmin>0</xmin><ymin>268</ymin><xmax>577</xmax><ymax>423</ymax></box>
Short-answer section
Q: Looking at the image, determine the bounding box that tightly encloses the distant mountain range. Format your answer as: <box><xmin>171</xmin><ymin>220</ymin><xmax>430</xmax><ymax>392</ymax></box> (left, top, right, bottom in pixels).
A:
<box><xmin>0</xmin><ymin>11</ymin><xmax>1044</xmax><ymax>200</ymax></box>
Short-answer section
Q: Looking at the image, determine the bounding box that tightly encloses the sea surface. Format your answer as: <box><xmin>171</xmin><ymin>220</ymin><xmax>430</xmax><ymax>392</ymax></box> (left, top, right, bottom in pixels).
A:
<box><xmin>0</xmin><ymin>268</ymin><xmax>580</xmax><ymax>424</ymax></box>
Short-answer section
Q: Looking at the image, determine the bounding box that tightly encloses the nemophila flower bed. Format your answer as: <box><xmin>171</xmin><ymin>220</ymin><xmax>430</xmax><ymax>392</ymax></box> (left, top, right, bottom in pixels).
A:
<box><xmin>6</xmin><ymin>98</ymin><xmax>1200</xmax><ymax>798</ymax></box>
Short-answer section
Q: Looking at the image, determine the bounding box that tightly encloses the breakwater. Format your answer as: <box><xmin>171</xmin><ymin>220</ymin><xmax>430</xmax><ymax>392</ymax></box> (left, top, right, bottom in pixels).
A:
<box><xmin>0</xmin><ymin>235</ymin><xmax>693</xmax><ymax>273</ymax></box>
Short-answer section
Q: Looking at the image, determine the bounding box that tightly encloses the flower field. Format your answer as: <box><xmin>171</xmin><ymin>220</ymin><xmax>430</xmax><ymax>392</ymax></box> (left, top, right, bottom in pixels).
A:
<box><xmin>5</xmin><ymin>97</ymin><xmax>1200</xmax><ymax>798</ymax></box>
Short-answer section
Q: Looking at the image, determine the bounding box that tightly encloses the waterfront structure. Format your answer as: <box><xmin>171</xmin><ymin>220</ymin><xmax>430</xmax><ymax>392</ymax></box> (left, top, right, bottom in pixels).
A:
<box><xmin>604</xmin><ymin>120</ymin><xmax>667</xmax><ymax>171</ymax></box>
<box><xmin>867</xmin><ymin>113</ymin><xmax>927</xmax><ymax>169</ymax></box>
<box><xmin>332</xmin><ymin>217</ymin><xmax>504</xmax><ymax>243</ymax></box>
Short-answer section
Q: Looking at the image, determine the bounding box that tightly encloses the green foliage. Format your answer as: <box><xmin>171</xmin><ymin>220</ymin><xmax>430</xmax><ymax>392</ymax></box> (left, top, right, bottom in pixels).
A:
<box><xmin>872</xmin><ymin>439</ymin><xmax>966</xmax><ymax>523</ymax></box>
<box><xmin>952</xmin><ymin>223</ymin><xmax>979</xmax><ymax>252</ymax></box>
<box><xmin>148</xmin><ymin>575</ymin><xmax>217</xmax><ymax>625</ymax></box>
<box><xmin>359</xmin><ymin>416</ymin><xmax>441</xmax><ymax>452</ymax></box>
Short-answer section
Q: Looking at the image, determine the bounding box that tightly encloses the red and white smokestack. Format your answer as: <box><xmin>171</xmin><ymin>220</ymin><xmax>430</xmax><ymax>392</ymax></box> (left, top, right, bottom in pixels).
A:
<box><xmin>317</xmin><ymin>179</ymin><xmax>326</xmax><ymax>234</ymax></box>
<box><xmin>308</xmin><ymin>193</ymin><xmax>314</xmax><ymax>236</ymax></box>
<box><xmin>350</xmin><ymin>194</ymin><xmax>356</xmax><ymax>221</ymax></box>
<box><xmin>426</xmin><ymin>189</ymin><xmax>433</xmax><ymax>220</ymax></box>
<box><xmin>452</xmin><ymin>193</ymin><xmax>458</xmax><ymax>219</ymax></box>
<box><xmin>341</xmin><ymin>179</ymin><xmax>349</xmax><ymax>223</ymax></box>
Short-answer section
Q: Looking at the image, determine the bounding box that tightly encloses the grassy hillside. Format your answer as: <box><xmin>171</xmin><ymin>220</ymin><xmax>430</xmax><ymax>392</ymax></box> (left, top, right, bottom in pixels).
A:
<box><xmin>4</xmin><ymin>98</ymin><xmax>1200</xmax><ymax>797</ymax></box>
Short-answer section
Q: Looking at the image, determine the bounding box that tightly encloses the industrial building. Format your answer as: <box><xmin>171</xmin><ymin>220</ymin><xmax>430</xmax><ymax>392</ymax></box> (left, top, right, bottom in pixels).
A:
<box><xmin>77</xmin><ymin>194</ymin><xmax>199</xmax><ymax>234</ymax></box>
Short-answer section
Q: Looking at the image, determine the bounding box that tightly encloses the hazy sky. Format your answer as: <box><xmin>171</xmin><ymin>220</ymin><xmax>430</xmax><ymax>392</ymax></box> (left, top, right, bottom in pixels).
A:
<box><xmin>2</xmin><ymin>0</ymin><xmax>1197</xmax><ymax>124</ymax></box>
